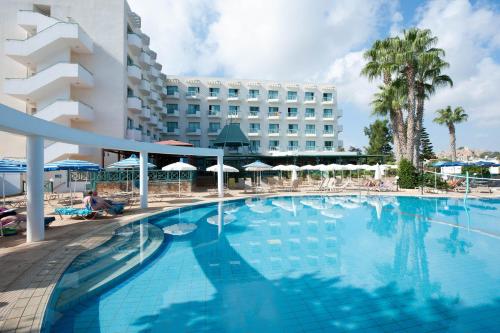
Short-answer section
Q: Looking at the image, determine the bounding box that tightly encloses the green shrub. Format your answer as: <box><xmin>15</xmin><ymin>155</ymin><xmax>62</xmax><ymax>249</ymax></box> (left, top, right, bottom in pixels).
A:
<box><xmin>462</xmin><ymin>166</ymin><xmax>490</xmax><ymax>178</ymax></box>
<box><xmin>398</xmin><ymin>159</ymin><xmax>418</xmax><ymax>189</ymax></box>
<box><xmin>420</xmin><ymin>172</ymin><xmax>449</xmax><ymax>190</ymax></box>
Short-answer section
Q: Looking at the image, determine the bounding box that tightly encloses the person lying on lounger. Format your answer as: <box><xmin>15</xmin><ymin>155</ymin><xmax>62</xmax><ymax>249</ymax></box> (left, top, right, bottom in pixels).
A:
<box><xmin>84</xmin><ymin>191</ymin><xmax>123</xmax><ymax>215</ymax></box>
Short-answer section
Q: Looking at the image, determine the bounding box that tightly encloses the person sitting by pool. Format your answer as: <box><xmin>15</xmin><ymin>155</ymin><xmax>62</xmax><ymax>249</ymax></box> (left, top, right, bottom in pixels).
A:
<box><xmin>91</xmin><ymin>191</ymin><xmax>124</xmax><ymax>215</ymax></box>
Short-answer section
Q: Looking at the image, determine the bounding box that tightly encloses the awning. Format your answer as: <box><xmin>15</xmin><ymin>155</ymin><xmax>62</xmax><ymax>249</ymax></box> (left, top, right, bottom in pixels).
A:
<box><xmin>213</xmin><ymin>124</ymin><xmax>250</xmax><ymax>147</ymax></box>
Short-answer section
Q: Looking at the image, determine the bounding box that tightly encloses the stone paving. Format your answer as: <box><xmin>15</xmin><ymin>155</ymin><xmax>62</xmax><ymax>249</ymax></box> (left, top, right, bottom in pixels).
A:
<box><xmin>0</xmin><ymin>188</ymin><xmax>498</xmax><ymax>332</ymax></box>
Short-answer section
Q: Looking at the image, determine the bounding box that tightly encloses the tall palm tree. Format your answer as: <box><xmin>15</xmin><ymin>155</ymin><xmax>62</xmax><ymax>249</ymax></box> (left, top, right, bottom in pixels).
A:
<box><xmin>433</xmin><ymin>106</ymin><xmax>468</xmax><ymax>161</ymax></box>
<box><xmin>414</xmin><ymin>55</ymin><xmax>453</xmax><ymax>163</ymax></box>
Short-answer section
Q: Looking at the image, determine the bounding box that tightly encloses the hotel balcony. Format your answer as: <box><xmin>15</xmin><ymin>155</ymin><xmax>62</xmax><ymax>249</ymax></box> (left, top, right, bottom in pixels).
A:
<box><xmin>304</xmin><ymin>115</ymin><xmax>316</xmax><ymax>120</ymax></box>
<box><xmin>157</xmin><ymin>122</ymin><xmax>164</xmax><ymax>131</ymax></box>
<box><xmin>338</xmin><ymin>140</ymin><xmax>344</xmax><ymax>148</ymax></box>
<box><xmin>185</xmin><ymin>92</ymin><xmax>200</xmax><ymax>100</ymax></box>
<box><xmin>305</xmin><ymin>130</ymin><xmax>317</xmax><ymax>137</ymax></box>
<box><xmin>247</xmin><ymin>94</ymin><xmax>260</xmax><ymax>103</ymax></box>
<box><xmin>166</xmin><ymin>128</ymin><xmax>180</xmax><ymax>135</ymax></box>
<box><xmin>248</xmin><ymin>112</ymin><xmax>259</xmax><ymax>119</ymax></box>
<box><xmin>44</xmin><ymin>141</ymin><xmax>94</xmax><ymax>163</ymax></box>
<box><xmin>150</xmin><ymin>67</ymin><xmax>160</xmax><ymax>78</ymax></box>
<box><xmin>322</xmin><ymin>98</ymin><xmax>334</xmax><ymax>105</ymax></box>
<box><xmin>160</xmin><ymin>87</ymin><xmax>168</xmax><ymax>97</ymax></box>
<box><xmin>305</xmin><ymin>146</ymin><xmax>317</xmax><ymax>152</ymax></box>
<box><xmin>268</xmin><ymin>131</ymin><xmax>280</xmax><ymax>137</ymax></box>
<box><xmin>126</xmin><ymin>128</ymin><xmax>142</xmax><ymax>141</ymax></box>
<box><xmin>127</xmin><ymin>96</ymin><xmax>142</xmax><ymax>113</ymax></box>
<box><xmin>248</xmin><ymin>131</ymin><xmax>261</xmax><ymax>137</ymax></box>
<box><xmin>139</xmin><ymin>107</ymin><xmax>151</xmax><ymax>120</ymax></box>
<box><xmin>150</xmin><ymin>91</ymin><xmax>160</xmax><ymax>101</ymax></box>
<box><xmin>287</xmin><ymin>130</ymin><xmax>299</xmax><ymax>137</ymax></box>
<box><xmin>186</xmin><ymin>128</ymin><xmax>201</xmax><ymax>135</ymax></box>
<box><xmin>166</xmin><ymin>91</ymin><xmax>180</xmax><ymax>99</ymax></box>
<box><xmin>166</xmin><ymin>110</ymin><xmax>179</xmax><ymax>117</ymax></box>
<box><xmin>142</xmin><ymin>134</ymin><xmax>151</xmax><ymax>143</ymax></box>
<box><xmin>139</xmin><ymin>79</ymin><xmax>151</xmax><ymax>93</ymax></box>
<box><xmin>154</xmin><ymin>78</ymin><xmax>163</xmax><ymax>89</ymax></box>
<box><xmin>286</xmin><ymin>113</ymin><xmax>298</xmax><ymax>120</ymax></box>
<box><xmin>323</xmin><ymin>131</ymin><xmax>335</xmax><ymax>137</ymax></box>
<box><xmin>228</xmin><ymin>112</ymin><xmax>240</xmax><ymax>119</ymax></box>
<box><xmin>208</xmin><ymin>111</ymin><xmax>221</xmax><ymax>118</ymax></box>
<box><xmin>304</xmin><ymin>98</ymin><xmax>316</xmax><ymax>105</ymax></box>
<box><xmin>149</xmin><ymin>114</ymin><xmax>159</xmax><ymax>126</ymax></box>
<box><xmin>152</xmin><ymin>99</ymin><xmax>163</xmax><ymax>110</ymax></box>
<box><xmin>268</xmin><ymin>146</ymin><xmax>280</xmax><ymax>152</ymax></box>
<box><xmin>4</xmin><ymin>63</ymin><xmax>93</xmax><ymax>101</ymax></box>
<box><xmin>34</xmin><ymin>100</ymin><xmax>94</xmax><ymax>123</ymax></box>
<box><xmin>186</xmin><ymin>111</ymin><xmax>201</xmax><ymax>118</ymax></box>
<box><xmin>207</xmin><ymin>93</ymin><xmax>221</xmax><ymax>101</ymax></box>
<box><xmin>323</xmin><ymin>146</ymin><xmax>335</xmax><ymax>152</ymax></box>
<box><xmin>5</xmin><ymin>21</ymin><xmax>93</xmax><ymax>67</ymax></box>
<box><xmin>267</xmin><ymin>112</ymin><xmax>280</xmax><ymax>120</ymax></box>
<box><xmin>267</xmin><ymin>96</ymin><xmax>280</xmax><ymax>104</ymax></box>
<box><xmin>323</xmin><ymin>114</ymin><xmax>334</xmax><ymax>120</ymax></box>
<box><xmin>227</xmin><ymin>94</ymin><xmax>240</xmax><ymax>102</ymax></box>
<box><xmin>286</xmin><ymin>97</ymin><xmax>299</xmax><ymax>104</ymax></box>
<box><xmin>127</xmin><ymin>64</ymin><xmax>141</xmax><ymax>84</ymax></box>
<box><xmin>208</xmin><ymin>128</ymin><xmax>222</xmax><ymax>136</ymax></box>
<box><xmin>287</xmin><ymin>146</ymin><xmax>299</xmax><ymax>152</ymax></box>
<box><xmin>139</xmin><ymin>51</ymin><xmax>152</xmax><ymax>67</ymax></box>
<box><xmin>127</xmin><ymin>33</ymin><xmax>142</xmax><ymax>55</ymax></box>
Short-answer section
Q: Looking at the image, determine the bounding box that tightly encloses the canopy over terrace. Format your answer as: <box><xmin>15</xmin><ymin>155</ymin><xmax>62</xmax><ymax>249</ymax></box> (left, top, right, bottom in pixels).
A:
<box><xmin>0</xmin><ymin>104</ymin><xmax>224</xmax><ymax>243</ymax></box>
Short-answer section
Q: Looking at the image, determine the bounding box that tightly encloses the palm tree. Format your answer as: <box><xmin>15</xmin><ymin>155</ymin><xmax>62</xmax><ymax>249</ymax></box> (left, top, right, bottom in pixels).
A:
<box><xmin>433</xmin><ymin>106</ymin><xmax>468</xmax><ymax>161</ymax></box>
<box><xmin>414</xmin><ymin>55</ymin><xmax>453</xmax><ymax>164</ymax></box>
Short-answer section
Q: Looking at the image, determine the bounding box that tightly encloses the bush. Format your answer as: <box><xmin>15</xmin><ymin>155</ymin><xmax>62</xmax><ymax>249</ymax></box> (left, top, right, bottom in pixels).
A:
<box><xmin>421</xmin><ymin>172</ymin><xmax>449</xmax><ymax>190</ymax></box>
<box><xmin>398</xmin><ymin>159</ymin><xmax>418</xmax><ymax>189</ymax></box>
<box><xmin>462</xmin><ymin>166</ymin><xmax>490</xmax><ymax>178</ymax></box>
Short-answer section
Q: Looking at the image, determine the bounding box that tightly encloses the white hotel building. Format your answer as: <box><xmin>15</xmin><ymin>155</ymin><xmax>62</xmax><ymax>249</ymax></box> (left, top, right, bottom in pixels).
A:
<box><xmin>0</xmin><ymin>0</ymin><xmax>343</xmax><ymax>163</ymax></box>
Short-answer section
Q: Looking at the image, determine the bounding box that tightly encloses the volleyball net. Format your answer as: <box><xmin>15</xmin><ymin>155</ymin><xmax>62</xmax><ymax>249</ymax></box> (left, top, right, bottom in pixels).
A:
<box><xmin>421</xmin><ymin>170</ymin><xmax>500</xmax><ymax>199</ymax></box>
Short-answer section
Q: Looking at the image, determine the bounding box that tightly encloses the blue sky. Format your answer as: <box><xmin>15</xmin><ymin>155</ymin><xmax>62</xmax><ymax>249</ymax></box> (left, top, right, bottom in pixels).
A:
<box><xmin>129</xmin><ymin>0</ymin><xmax>500</xmax><ymax>153</ymax></box>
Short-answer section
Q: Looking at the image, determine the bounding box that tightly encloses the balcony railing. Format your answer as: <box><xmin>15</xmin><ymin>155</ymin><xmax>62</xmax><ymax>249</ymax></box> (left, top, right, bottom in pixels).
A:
<box><xmin>305</xmin><ymin>146</ymin><xmax>317</xmax><ymax>151</ymax></box>
<box><xmin>268</xmin><ymin>146</ymin><xmax>280</xmax><ymax>152</ymax></box>
<box><xmin>248</xmin><ymin>111</ymin><xmax>259</xmax><ymax>118</ymax></box>
<box><xmin>208</xmin><ymin>110</ymin><xmax>221</xmax><ymax>117</ymax></box>
<box><xmin>305</xmin><ymin>130</ymin><xmax>316</xmax><ymax>136</ymax></box>
<box><xmin>166</xmin><ymin>91</ymin><xmax>179</xmax><ymax>98</ymax></box>
<box><xmin>268</xmin><ymin>112</ymin><xmax>280</xmax><ymax>118</ymax></box>
<box><xmin>287</xmin><ymin>113</ymin><xmax>298</xmax><ymax>118</ymax></box>
<box><xmin>186</xmin><ymin>110</ymin><xmax>201</xmax><ymax>117</ymax></box>
<box><xmin>287</xmin><ymin>129</ymin><xmax>299</xmax><ymax>136</ymax></box>
<box><xmin>287</xmin><ymin>146</ymin><xmax>299</xmax><ymax>151</ymax></box>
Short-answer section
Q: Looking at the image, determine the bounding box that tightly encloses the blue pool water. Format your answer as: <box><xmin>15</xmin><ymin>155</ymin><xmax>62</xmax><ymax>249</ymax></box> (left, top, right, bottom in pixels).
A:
<box><xmin>44</xmin><ymin>195</ymin><xmax>500</xmax><ymax>332</ymax></box>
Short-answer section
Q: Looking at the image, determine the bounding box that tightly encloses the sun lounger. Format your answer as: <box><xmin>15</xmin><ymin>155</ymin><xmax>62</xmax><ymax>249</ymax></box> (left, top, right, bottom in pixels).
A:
<box><xmin>55</xmin><ymin>207</ymin><xmax>96</xmax><ymax>220</ymax></box>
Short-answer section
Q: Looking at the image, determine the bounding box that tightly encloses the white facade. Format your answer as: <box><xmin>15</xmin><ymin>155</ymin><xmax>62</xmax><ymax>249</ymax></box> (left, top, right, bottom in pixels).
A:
<box><xmin>1</xmin><ymin>0</ymin><xmax>343</xmax><ymax>162</ymax></box>
<box><xmin>162</xmin><ymin>76</ymin><xmax>343</xmax><ymax>155</ymax></box>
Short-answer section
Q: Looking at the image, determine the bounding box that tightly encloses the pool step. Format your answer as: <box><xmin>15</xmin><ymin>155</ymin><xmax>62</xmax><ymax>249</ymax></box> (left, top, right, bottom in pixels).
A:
<box><xmin>52</xmin><ymin>222</ymin><xmax>165</xmax><ymax>312</ymax></box>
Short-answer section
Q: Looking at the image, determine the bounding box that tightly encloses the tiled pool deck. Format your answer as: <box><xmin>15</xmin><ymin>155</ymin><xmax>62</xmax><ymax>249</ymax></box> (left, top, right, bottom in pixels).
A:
<box><xmin>0</xmin><ymin>189</ymin><xmax>498</xmax><ymax>332</ymax></box>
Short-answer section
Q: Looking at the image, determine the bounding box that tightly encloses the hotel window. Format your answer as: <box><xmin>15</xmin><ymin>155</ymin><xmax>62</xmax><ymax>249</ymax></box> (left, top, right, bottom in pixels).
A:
<box><xmin>287</xmin><ymin>108</ymin><xmax>298</xmax><ymax>117</ymax></box>
<box><xmin>189</xmin><ymin>140</ymin><xmax>200</xmax><ymax>147</ymax></box>
<box><xmin>209</xmin><ymin>87</ymin><xmax>220</xmax><ymax>97</ymax></box>
<box><xmin>268</xmin><ymin>107</ymin><xmax>279</xmax><ymax>117</ymax></box>
<box><xmin>249</xmin><ymin>106</ymin><xmax>259</xmax><ymax>117</ymax></box>
<box><xmin>288</xmin><ymin>124</ymin><xmax>298</xmax><ymax>134</ymax></box>
<box><xmin>138</xmin><ymin>124</ymin><xmax>143</xmax><ymax>133</ymax></box>
<box><xmin>146</xmin><ymin>130</ymin><xmax>151</xmax><ymax>137</ymax></box>
<box><xmin>166</xmin><ymin>122</ymin><xmax>178</xmax><ymax>132</ymax></box>
<box><xmin>324</xmin><ymin>141</ymin><xmax>333</xmax><ymax>150</ymax></box>
<box><xmin>228</xmin><ymin>88</ymin><xmax>239</xmax><ymax>98</ymax></box>
<box><xmin>152</xmin><ymin>134</ymin><xmax>157</xmax><ymax>141</ymax></box>
<box><xmin>209</xmin><ymin>122</ymin><xmax>221</xmax><ymax>132</ymax></box>
<box><xmin>208</xmin><ymin>104</ymin><xmax>220</xmax><ymax>115</ymax></box>
<box><xmin>166</xmin><ymin>104</ymin><xmax>178</xmax><ymax>113</ymax></box>
<box><xmin>228</xmin><ymin>105</ymin><xmax>240</xmax><ymax>116</ymax></box>
<box><xmin>306</xmin><ymin>141</ymin><xmax>316</xmax><ymax>151</ymax></box>
<box><xmin>187</xmin><ymin>86</ymin><xmax>199</xmax><ymax>96</ymax></box>
<box><xmin>305</xmin><ymin>108</ymin><xmax>315</xmax><ymax>118</ymax></box>
<box><xmin>166</xmin><ymin>86</ymin><xmax>178</xmax><ymax>95</ymax></box>
<box><xmin>324</xmin><ymin>125</ymin><xmax>334</xmax><ymax>134</ymax></box>
<box><xmin>187</xmin><ymin>104</ymin><xmax>200</xmax><ymax>114</ymax></box>
<box><xmin>269</xmin><ymin>123</ymin><xmax>280</xmax><ymax>134</ymax></box>
<box><xmin>305</xmin><ymin>124</ymin><xmax>315</xmax><ymax>134</ymax></box>
<box><xmin>323</xmin><ymin>109</ymin><xmax>333</xmax><ymax>118</ymax></box>
<box><xmin>305</xmin><ymin>91</ymin><xmax>315</xmax><ymax>101</ymax></box>
<box><xmin>249</xmin><ymin>123</ymin><xmax>260</xmax><ymax>133</ymax></box>
<box><xmin>287</xmin><ymin>91</ymin><xmax>297</xmax><ymax>101</ymax></box>
<box><xmin>288</xmin><ymin>141</ymin><xmax>299</xmax><ymax>151</ymax></box>
<box><xmin>127</xmin><ymin>56</ymin><xmax>134</xmax><ymax>66</ymax></box>
<box><xmin>127</xmin><ymin>118</ymin><xmax>134</xmax><ymax>130</ymax></box>
<box><xmin>250</xmin><ymin>140</ymin><xmax>261</xmax><ymax>152</ymax></box>
<box><xmin>188</xmin><ymin>122</ymin><xmax>200</xmax><ymax>132</ymax></box>
<box><xmin>248</xmin><ymin>89</ymin><xmax>260</xmax><ymax>98</ymax></box>
<box><xmin>269</xmin><ymin>140</ymin><xmax>280</xmax><ymax>150</ymax></box>
<box><xmin>323</xmin><ymin>92</ymin><xmax>333</xmax><ymax>102</ymax></box>
<box><xmin>268</xmin><ymin>90</ymin><xmax>279</xmax><ymax>99</ymax></box>
<box><xmin>127</xmin><ymin>87</ymin><xmax>134</xmax><ymax>97</ymax></box>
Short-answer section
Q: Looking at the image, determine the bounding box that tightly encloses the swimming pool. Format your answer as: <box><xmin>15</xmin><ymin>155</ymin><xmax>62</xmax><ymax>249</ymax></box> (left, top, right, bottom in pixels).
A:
<box><xmin>43</xmin><ymin>195</ymin><xmax>500</xmax><ymax>332</ymax></box>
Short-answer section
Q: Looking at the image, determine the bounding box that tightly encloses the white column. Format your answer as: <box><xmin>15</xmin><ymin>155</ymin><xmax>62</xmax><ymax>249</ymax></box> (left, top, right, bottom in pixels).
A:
<box><xmin>217</xmin><ymin>154</ymin><xmax>224</xmax><ymax>198</ymax></box>
<box><xmin>26</xmin><ymin>135</ymin><xmax>44</xmax><ymax>242</ymax></box>
<box><xmin>139</xmin><ymin>151</ymin><xmax>148</xmax><ymax>209</ymax></box>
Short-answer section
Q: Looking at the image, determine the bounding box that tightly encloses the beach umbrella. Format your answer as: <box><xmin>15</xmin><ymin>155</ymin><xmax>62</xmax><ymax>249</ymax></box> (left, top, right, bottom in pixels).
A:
<box><xmin>299</xmin><ymin>165</ymin><xmax>315</xmax><ymax>170</ymax></box>
<box><xmin>107</xmin><ymin>154</ymin><xmax>156</xmax><ymax>192</ymax></box>
<box><xmin>374</xmin><ymin>163</ymin><xmax>382</xmax><ymax>180</ymax></box>
<box><xmin>162</xmin><ymin>161</ymin><xmax>197</xmax><ymax>197</ymax></box>
<box><xmin>0</xmin><ymin>160</ymin><xmax>26</xmax><ymax>207</ymax></box>
<box><xmin>44</xmin><ymin>159</ymin><xmax>101</xmax><ymax>206</ymax></box>
<box><xmin>291</xmin><ymin>169</ymin><xmax>298</xmax><ymax>182</ymax></box>
<box><xmin>206</xmin><ymin>164</ymin><xmax>238</xmax><ymax>188</ymax></box>
<box><xmin>243</xmin><ymin>160</ymin><xmax>272</xmax><ymax>186</ymax></box>
<box><xmin>272</xmin><ymin>164</ymin><xmax>286</xmax><ymax>179</ymax></box>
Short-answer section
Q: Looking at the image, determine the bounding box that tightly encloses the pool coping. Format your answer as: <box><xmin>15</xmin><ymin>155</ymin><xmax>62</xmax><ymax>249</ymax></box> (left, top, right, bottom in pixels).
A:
<box><xmin>1</xmin><ymin>190</ymin><xmax>499</xmax><ymax>332</ymax></box>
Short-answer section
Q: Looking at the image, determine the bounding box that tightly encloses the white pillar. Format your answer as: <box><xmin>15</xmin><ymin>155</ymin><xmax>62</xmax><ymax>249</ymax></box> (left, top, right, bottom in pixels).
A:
<box><xmin>26</xmin><ymin>135</ymin><xmax>44</xmax><ymax>242</ymax></box>
<box><xmin>139</xmin><ymin>151</ymin><xmax>148</xmax><ymax>209</ymax></box>
<box><xmin>217</xmin><ymin>154</ymin><xmax>224</xmax><ymax>198</ymax></box>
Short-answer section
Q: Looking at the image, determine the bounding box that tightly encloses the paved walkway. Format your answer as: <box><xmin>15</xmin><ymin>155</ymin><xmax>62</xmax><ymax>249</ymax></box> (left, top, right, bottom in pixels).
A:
<box><xmin>0</xmin><ymin>189</ymin><xmax>498</xmax><ymax>332</ymax></box>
